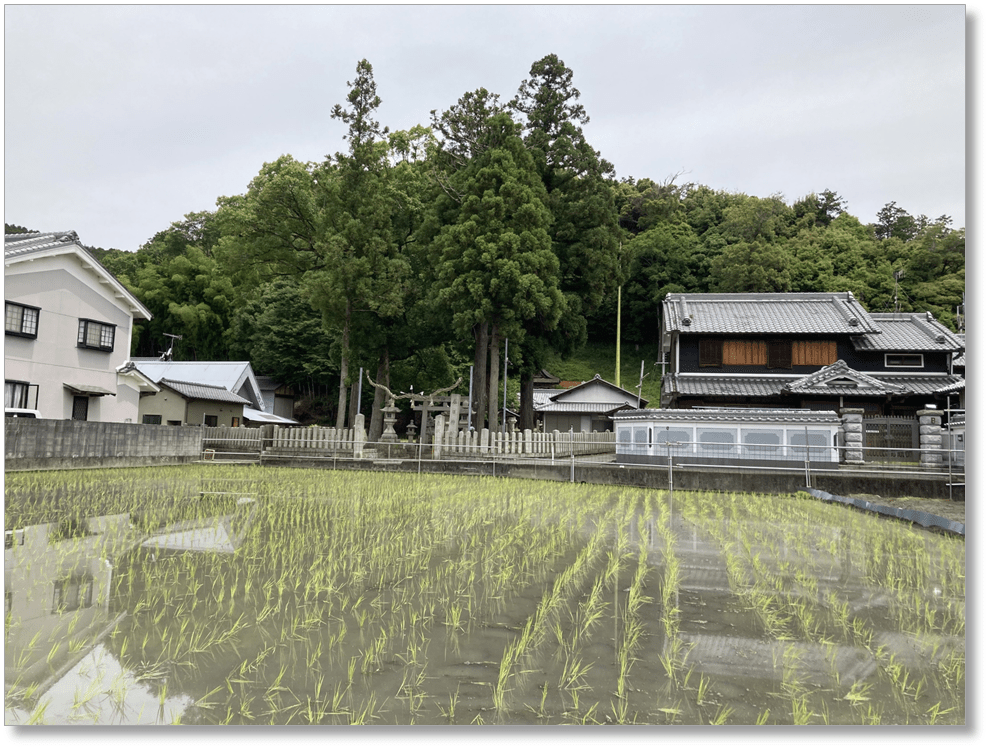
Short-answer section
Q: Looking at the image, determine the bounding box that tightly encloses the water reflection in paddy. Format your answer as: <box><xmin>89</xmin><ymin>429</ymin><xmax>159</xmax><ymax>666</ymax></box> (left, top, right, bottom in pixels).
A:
<box><xmin>4</xmin><ymin>467</ymin><xmax>965</xmax><ymax>725</ymax></box>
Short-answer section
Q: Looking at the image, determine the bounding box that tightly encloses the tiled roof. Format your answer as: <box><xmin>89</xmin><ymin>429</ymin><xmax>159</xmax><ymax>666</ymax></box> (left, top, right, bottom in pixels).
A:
<box><xmin>5</xmin><ymin>231</ymin><xmax>152</xmax><ymax>320</ymax></box>
<box><xmin>614</xmin><ymin>408</ymin><xmax>840</xmax><ymax>425</ymax></box>
<box><xmin>876</xmin><ymin>373</ymin><xmax>965</xmax><ymax>396</ymax></box>
<box><xmin>4</xmin><ymin>231</ymin><xmax>82</xmax><ymax>259</ymax></box>
<box><xmin>933</xmin><ymin>378</ymin><xmax>965</xmax><ymax>394</ymax></box>
<box><xmin>662</xmin><ymin>292</ymin><xmax>879</xmax><ymax>335</ymax></box>
<box><xmin>159</xmin><ymin>379</ymin><xmax>251</xmax><ymax>404</ymax></box>
<box><xmin>532</xmin><ymin>389</ymin><xmax>560</xmax><ymax>408</ymax></box>
<box><xmin>548</xmin><ymin>374</ymin><xmax>647</xmax><ymax>406</ymax></box>
<box><xmin>664</xmin><ymin>369</ymin><xmax>963</xmax><ymax>399</ymax></box>
<box><xmin>533</xmin><ymin>368</ymin><xmax>560</xmax><ymax>386</ymax></box>
<box><xmin>663</xmin><ymin>374</ymin><xmax>798</xmax><ymax>399</ymax></box>
<box><xmin>851</xmin><ymin>313</ymin><xmax>964</xmax><ymax>352</ymax></box>
<box><xmin>536</xmin><ymin>401</ymin><xmax>638</xmax><ymax>414</ymax></box>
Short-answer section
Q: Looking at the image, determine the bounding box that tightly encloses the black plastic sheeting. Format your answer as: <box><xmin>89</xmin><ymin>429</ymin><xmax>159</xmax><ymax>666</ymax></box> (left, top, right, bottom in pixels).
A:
<box><xmin>804</xmin><ymin>487</ymin><xmax>965</xmax><ymax>537</ymax></box>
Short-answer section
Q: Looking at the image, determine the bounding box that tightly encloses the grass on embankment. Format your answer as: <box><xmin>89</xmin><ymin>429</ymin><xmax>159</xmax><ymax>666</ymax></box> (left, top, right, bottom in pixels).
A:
<box><xmin>542</xmin><ymin>340</ymin><xmax>665</xmax><ymax>406</ymax></box>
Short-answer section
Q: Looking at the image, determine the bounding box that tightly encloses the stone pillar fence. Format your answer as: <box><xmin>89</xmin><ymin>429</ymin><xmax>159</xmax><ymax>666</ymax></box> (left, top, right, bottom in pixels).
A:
<box><xmin>431</xmin><ymin>414</ymin><xmax>613</xmax><ymax>460</ymax></box>
<box><xmin>917</xmin><ymin>409</ymin><xmax>943</xmax><ymax>469</ymax></box>
<box><xmin>205</xmin><ymin>416</ymin><xmax>612</xmax><ymax>461</ymax></box>
<box><xmin>839</xmin><ymin>408</ymin><xmax>864</xmax><ymax>464</ymax></box>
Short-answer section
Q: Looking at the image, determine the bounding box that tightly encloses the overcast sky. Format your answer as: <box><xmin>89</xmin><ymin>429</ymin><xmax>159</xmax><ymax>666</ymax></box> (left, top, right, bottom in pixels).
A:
<box><xmin>4</xmin><ymin>3</ymin><xmax>968</xmax><ymax>252</ymax></box>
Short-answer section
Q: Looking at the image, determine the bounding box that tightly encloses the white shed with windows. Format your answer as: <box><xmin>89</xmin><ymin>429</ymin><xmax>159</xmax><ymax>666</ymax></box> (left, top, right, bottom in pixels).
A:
<box><xmin>613</xmin><ymin>409</ymin><xmax>842</xmax><ymax>466</ymax></box>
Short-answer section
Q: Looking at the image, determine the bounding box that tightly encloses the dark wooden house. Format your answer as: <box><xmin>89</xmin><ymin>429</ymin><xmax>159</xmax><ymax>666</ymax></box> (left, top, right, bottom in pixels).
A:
<box><xmin>660</xmin><ymin>292</ymin><xmax>964</xmax><ymax>415</ymax></box>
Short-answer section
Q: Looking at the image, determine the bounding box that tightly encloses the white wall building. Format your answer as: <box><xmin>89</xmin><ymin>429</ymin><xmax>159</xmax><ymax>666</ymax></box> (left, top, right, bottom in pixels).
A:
<box><xmin>4</xmin><ymin>231</ymin><xmax>156</xmax><ymax>421</ymax></box>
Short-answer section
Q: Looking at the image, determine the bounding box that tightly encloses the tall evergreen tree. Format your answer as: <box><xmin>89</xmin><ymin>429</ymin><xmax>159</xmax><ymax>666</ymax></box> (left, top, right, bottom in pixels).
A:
<box><xmin>509</xmin><ymin>54</ymin><xmax>623</xmax><ymax>426</ymax></box>
<box><xmin>432</xmin><ymin>113</ymin><xmax>564</xmax><ymax>432</ymax></box>
<box><xmin>312</xmin><ymin>59</ymin><xmax>410</xmax><ymax>429</ymax></box>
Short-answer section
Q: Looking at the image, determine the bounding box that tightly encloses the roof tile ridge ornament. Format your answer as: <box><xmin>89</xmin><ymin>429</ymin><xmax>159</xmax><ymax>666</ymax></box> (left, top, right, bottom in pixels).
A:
<box><xmin>679</xmin><ymin>296</ymin><xmax>691</xmax><ymax>326</ymax></box>
<box><xmin>830</xmin><ymin>293</ymin><xmax>860</xmax><ymax>328</ymax></box>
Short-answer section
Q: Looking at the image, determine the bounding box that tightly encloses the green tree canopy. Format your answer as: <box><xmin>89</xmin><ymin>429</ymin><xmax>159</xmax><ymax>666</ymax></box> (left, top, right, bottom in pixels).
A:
<box><xmin>709</xmin><ymin>240</ymin><xmax>795</xmax><ymax>293</ymax></box>
<box><xmin>433</xmin><ymin>113</ymin><xmax>563</xmax><ymax>342</ymax></box>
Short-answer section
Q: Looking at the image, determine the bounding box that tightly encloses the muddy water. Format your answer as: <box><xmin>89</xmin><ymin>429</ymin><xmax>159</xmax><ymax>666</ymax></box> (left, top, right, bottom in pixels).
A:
<box><xmin>4</xmin><ymin>468</ymin><xmax>965</xmax><ymax>725</ymax></box>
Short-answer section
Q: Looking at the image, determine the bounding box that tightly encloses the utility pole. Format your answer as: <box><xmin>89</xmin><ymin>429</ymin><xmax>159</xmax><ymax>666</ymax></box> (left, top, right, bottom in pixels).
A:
<box><xmin>502</xmin><ymin>338</ymin><xmax>509</xmax><ymax>434</ymax></box>
<box><xmin>467</xmin><ymin>365</ymin><xmax>474</xmax><ymax>433</ymax></box>
<box><xmin>616</xmin><ymin>284</ymin><xmax>622</xmax><ymax>388</ymax></box>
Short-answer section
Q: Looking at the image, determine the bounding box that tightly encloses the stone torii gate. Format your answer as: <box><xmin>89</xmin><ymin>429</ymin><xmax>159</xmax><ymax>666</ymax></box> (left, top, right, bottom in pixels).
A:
<box><xmin>365</xmin><ymin>374</ymin><xmax>463</xmax><ymax>444</ymax></box>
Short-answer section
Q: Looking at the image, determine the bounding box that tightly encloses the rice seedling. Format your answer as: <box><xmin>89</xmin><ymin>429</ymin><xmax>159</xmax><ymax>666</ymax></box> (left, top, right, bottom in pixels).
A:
<box><xmin>4</xmin><ymin>467</ymin><xmax>964</xmax><ymax>725</ymax></box>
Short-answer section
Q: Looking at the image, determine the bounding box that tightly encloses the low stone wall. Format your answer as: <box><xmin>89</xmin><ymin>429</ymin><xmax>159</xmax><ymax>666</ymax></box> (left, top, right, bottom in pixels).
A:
<box><xmin>4</xmin><ymin>418</ymin><xmax>203</xmax><ymax>471</ymax></box>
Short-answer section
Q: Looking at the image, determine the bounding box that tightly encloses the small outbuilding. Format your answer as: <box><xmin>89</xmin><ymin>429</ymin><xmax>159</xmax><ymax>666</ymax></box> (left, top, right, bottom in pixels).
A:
<box><xmin>536</xmin><ymin>374</ymin><xmax>647</xmax><ymax>433</ymax></box>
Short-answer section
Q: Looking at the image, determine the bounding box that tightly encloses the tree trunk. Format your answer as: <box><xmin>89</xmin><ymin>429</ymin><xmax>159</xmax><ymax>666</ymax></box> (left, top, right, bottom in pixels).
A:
<box><xmin>473</xmin><ymin>322</ymin><xmax>489</xmax><ymax>430</ymax></box>
<box><xmin>369</xmin><ymin>347</ymin><xmax>389</xmax><ymax>441</ymax></box>
<box><xmin>335</xmin><ymin>300</ymin><xmax>351</xmax><ymax>430</ymax></box>
<box><xmin>487</xmin><ymin>324</ymin><xmax>500</xmax><ymax>433</ymax></box>
<box><xmin>520</xmin><ymin>371</ymin><xmax>535</xmax><ymax>432</ymax></box>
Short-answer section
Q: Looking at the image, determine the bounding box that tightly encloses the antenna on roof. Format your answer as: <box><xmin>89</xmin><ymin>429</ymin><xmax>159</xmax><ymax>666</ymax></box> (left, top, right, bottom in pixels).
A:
<box><xmin>893</xmin><ymin>269</ymin><xmax>905</xmax><ymax>313</ymax></box>
<box><xmin>159</xmin><ymin>333</ymin><xmax>183</xmax><ymax>361</ymax></box>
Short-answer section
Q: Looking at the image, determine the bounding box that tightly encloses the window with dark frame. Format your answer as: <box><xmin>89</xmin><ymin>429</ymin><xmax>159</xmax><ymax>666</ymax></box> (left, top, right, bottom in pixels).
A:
<box><xmin>766</xmin><ymin>340</ymin><xmax>792</xmax><ymax>369</ymax></box>
<box><xmin>4</xmin><ymin>380</ymin><xmax>38</xmax><ymax>410</ymax></box>
<box><xmin>52</xmin><ymin>575</ymin><xmax>94</xmax><ymax>612</ymax></box>
<box><xmin>5</xmin><ymin>301</ymin><xmax>39</xmax><ymax>338</ymax></box>
<box><xmin>142</xmin><ymin>414</ymin><xmax>162</xmax><ymax>425</ymax></box>
<box><xmin>203</xmin><ymin>415</ymin><xmax>218</xmax><ymax>427</ymax></box>
<box><xmin>885</xmin><ymin>353</ymin><xmax>924</xmax><ymax>368</ymax></box>
<box><xmin>77</xmin><ymin>319</ymin><xmax>115</xmax><ymax>351</ymax></box>
<box><xmin>699</xmin><ymin>338</ymin><xmax>723</xmax><ymax>367</ymax></box>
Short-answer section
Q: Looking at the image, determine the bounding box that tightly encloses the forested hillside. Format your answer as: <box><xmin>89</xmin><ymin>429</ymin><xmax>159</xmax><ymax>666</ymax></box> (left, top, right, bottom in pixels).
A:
<box><xmin>21</xmin><ymin>55</ymin><xmax>963</xmax><ymax>431</ymax></box>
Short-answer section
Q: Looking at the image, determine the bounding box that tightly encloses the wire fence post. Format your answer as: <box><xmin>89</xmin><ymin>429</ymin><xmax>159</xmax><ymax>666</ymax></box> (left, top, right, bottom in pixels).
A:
<box><xmin>804</xmin><ymin>425</ymin><xmax>812</xmax><ymax>488</ymax></box>
<box><xmin>665</xmin><ymin>426</ymin><xmax>674</xmax><ymax>515</ymax></box>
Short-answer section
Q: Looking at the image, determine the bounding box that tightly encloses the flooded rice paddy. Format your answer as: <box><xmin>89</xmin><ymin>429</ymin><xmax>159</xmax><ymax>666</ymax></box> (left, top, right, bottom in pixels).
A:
<box><xmin>4</xmin><ymin>466</ymin><xmax>965</xmax><ymax>725</ymax></box>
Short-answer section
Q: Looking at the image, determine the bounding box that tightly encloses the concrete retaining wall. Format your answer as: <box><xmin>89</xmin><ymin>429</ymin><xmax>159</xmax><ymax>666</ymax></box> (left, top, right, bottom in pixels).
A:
<box><xmin>257</xmin><ymin>453</ymin><xmax>958</xmax><ymax>500</ymax></box>
<box><xmin>4</xmin><ymin>418</ymin><xmax>203</xmax><ymax>470</ymax></box>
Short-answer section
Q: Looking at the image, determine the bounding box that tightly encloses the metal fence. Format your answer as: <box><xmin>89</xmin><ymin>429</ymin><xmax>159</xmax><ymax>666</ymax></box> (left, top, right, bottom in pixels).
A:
<box><xmin>863</xmin><ymin>415</ymin><xmax>919</xmax><ymax>461</ymax></box>
<box><xmin>620</xmin><ymin>437</ymin><xmax>963</xmax><ymax>471</ymax></box>
<box><xmin>198</xmin><ymin>429</ymin><xmax>962</xmax><ymax>483</ymax></box>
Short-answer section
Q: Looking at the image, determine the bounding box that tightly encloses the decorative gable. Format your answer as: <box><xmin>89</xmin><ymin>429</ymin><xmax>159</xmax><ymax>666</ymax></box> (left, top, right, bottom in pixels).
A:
<box><xmin>781</xmin><ymin>360</ymin><xmax>905</xmax><ymax>396</ymax></box>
